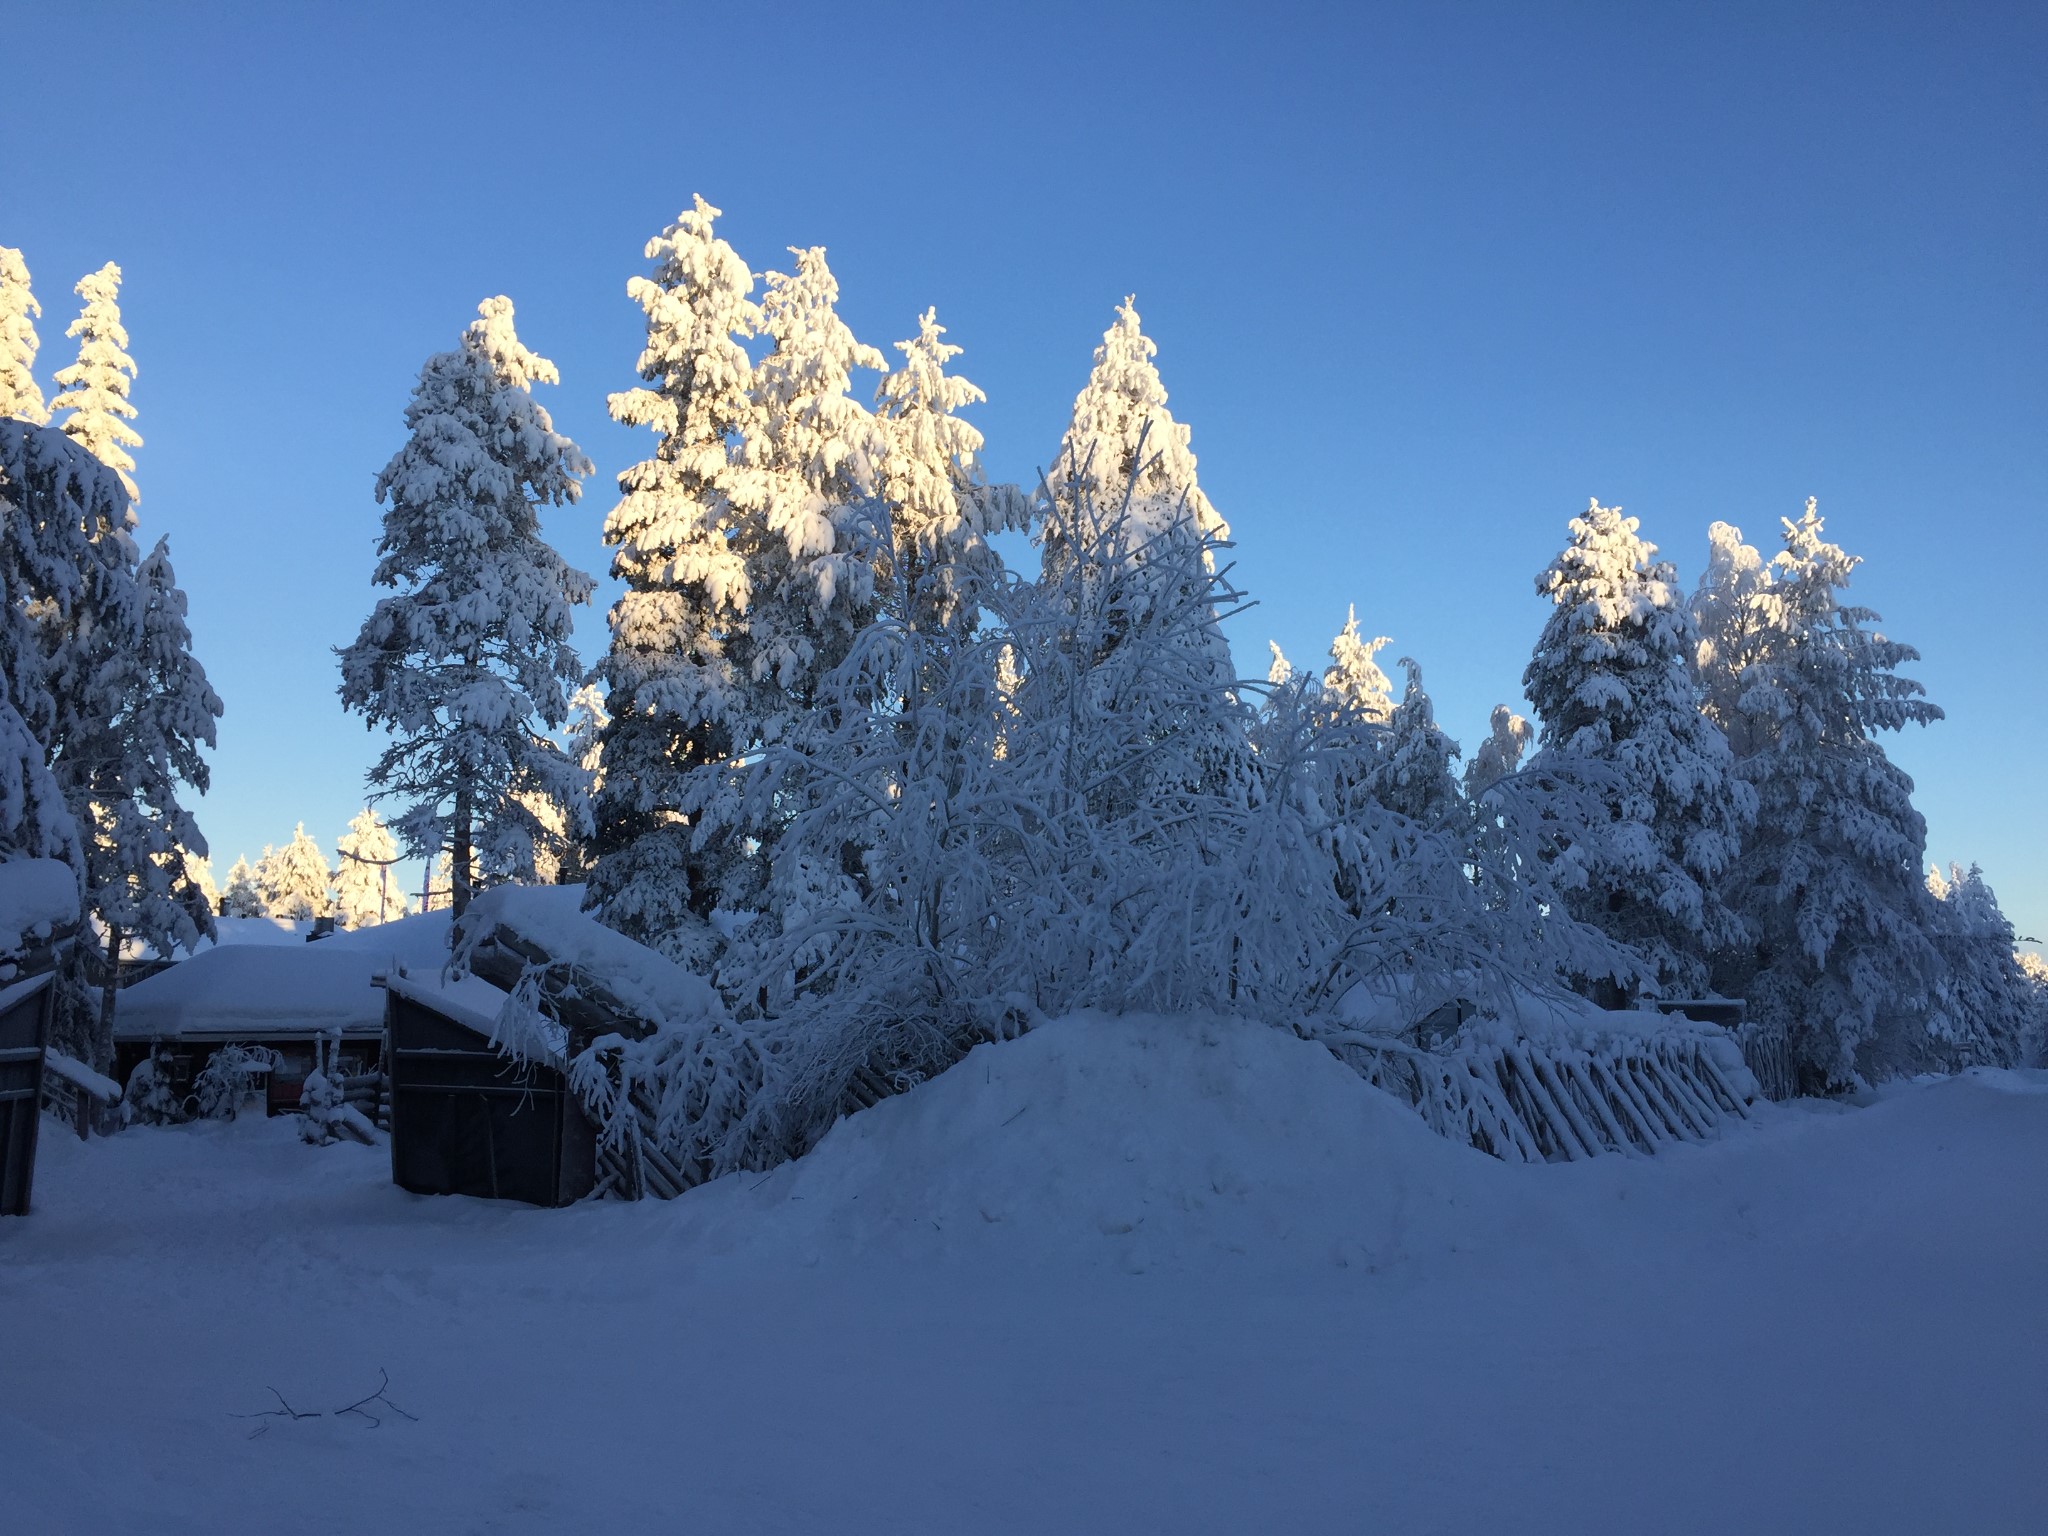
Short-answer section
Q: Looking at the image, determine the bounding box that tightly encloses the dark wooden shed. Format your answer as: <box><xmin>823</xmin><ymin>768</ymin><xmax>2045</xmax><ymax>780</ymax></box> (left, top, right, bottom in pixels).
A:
<box><xmin>383</xmin><ymin>975</ymin><xmax>595</xmax><ymax>1208</ymax></box>
<box><xmin>0</xmin><ymin>972</ymin><xmax>57</xmax><ymax>1217</ymax></box>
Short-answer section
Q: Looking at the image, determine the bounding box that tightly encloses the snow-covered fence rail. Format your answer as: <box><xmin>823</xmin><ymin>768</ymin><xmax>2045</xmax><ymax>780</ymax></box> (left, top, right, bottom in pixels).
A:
<box><xmin>39</xmin><ymin>1048</ymin><xmax>122</xmax><ymax>1141</ymax></box>
<box><xmin>1736</xmin><ymin>1022</ymin><xmax>1798</xmax><ymax>1103</ymax></box>
<box><xmin>1319</xmin><ymin>1012</ymin><xmax>1756</xmax><ymax>1163</ymax></box>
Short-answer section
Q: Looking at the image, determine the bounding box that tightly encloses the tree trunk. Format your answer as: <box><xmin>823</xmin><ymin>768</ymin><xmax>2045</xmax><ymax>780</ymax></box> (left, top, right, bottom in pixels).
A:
<box><xmin>452</xmin><ymin>776</ymin><xmax>475</xmax><ymax>919</ymax></box>
<box><xmin>96</xmin><ymin>923</ymin><xmax>123</xmax><ymax>1074</ymax></box>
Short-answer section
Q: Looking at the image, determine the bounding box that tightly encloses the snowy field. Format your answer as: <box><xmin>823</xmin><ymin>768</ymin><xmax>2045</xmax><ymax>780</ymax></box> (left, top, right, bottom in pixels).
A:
<box><xmin>6</xmin><ymin>1013</ymin><xmax>2045</xmax><ymax>1535</ymax></box>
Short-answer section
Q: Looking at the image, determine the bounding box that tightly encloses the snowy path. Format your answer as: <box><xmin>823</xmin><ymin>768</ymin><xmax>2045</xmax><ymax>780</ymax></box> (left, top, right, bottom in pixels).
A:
<box><xmin>4</xmin><ymin>1017</ymin><xmax>2044</xmax><ymax>1535</ymax></box>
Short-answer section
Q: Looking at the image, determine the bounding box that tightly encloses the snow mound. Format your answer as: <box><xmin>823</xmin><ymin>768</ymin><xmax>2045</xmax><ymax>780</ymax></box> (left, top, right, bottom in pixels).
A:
<box><xmin>685</xmin><ymin>1011</ymin><xmax>1518</xmax><ymax>1275</ymax></box>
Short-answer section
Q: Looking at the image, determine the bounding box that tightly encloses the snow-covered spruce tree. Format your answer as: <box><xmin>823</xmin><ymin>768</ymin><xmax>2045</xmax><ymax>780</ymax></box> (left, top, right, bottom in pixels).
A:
<box><xmin>220</xmin><ymin>855</ymin><xmax>265</xmax><ymax>917</ymax></box>
<box><xmin>1320</xmin><ymin>606</ymin><xmax>1394</xmax><ymax>726</ymax></box>
<box><xmin>1689</xmin><ymin>519</ymin><xmax>1772</xmax><ymax>756</ymax></box>
<box><xmin>588</xmin><ymin>198</ymin><xmax>761</xmax><ymax>951</ymax></box>
<box><xmin>50</xmin><ymin>262</ymin><xmax>141</xmax><ymax>505</ymax></box>
<box><xmin>77</xmin><ymin>535</ymin><xmax>222</xmax><ymax>1042</ymax></box>
<box><xmin>1711</xmin><ymin>502</ymin><xmax>1943</xmax><ymax>1089</ymax></box>
<box><xmin>2017</xmin><ymin>951</ymin><xmax>2048</xmax><ymax>1068</ymax></box>
<box><xmin>1361</xmin><ymin>658</ymin><xmax>1461</xmax><ymax>825</ymax></box>
<box><xmin>0</xmin><ymin>424</ymin><xmax>82</xmax><ymax>870</ymax></box>
<box><xmin>1029</xmin><ymin>298</ymin><xmax>1249</xmax><ymax>829</ymax></box>
<box><xmin>1522</xmin><ymin>501</ymin><xmax>1752</xmax><ymax>996</ymax></box>
<box><xmin>258</xmin><ymin>825</ymin><xmax>331</xmax><ymax>920</ymax></box>
<box><xmin>1039</xmin><ymin>297</ymin><xmax>1227</xmax><ymax>598</ymax></box>
<box><xmin>1923</xmin><ymin>863</ymin><xmax>2034</xmax><ymax>1070</ymax></box>
<box><xmin>339</xmin><ymin>298</ymin><xmax>595</xmax><ymax>918</ymax></box>
<box><xmin>1464</xmin><ymin>704</ymin><xmax>1532</xmax><ymax>797</ymax></box>
<box><xmin>693</xmin><ymin>244</ymin><xmax>888</xmax><ymax>952</ymax></box>
<box><xmin>1</xmin><ymin>246</ymin><xmax>50</xmax><ymax>425</ymax></box>
<box><xmin>332</xmin><ymin>807</ymin><xmax>400</xmax><ymax>929</ymax></box>
<box><xmin>872</xmin><ymin>308</ymin><xmax>1019</xmax><ymax>643</ymax></box>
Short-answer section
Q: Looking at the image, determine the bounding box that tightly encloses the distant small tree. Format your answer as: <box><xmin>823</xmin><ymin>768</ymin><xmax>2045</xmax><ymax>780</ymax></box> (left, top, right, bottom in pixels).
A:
<box><xmin>258</xmin><ymin>825</ymin><xmax>331</xmax><ymax>920</ymax></box>
<box><xmin>1464</xmin><ymin>704</ymin><xmax>1532</xmax><ymax>797</ymax></box>
<box><xmin>221</xmin><ymin>855</ymin><xmax>265</xmax><ymax>918</ymax></box>
<box><xmin>332</xmin><ymin>808</ymin><xmax>400</xmax><ymax>929</ymax></box>
<box><xmin>339</xmin><ymin>297</ymin><xmax>595</xmax><ymax>917</ymax></box>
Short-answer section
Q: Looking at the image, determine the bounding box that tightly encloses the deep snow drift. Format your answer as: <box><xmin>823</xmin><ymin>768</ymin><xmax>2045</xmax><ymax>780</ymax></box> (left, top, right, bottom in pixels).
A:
<box><xmin>5</xmin><ymin>1013</ymin><xmax>2044</xmax><ymax>1534</ymax></box>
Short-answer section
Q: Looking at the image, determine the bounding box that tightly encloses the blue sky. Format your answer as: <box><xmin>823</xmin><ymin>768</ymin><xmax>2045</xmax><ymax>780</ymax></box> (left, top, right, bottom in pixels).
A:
<box><xmin>10</xmin><ymin>2</ymin><xmax>2044</xmax><ymax>936</ymax></box>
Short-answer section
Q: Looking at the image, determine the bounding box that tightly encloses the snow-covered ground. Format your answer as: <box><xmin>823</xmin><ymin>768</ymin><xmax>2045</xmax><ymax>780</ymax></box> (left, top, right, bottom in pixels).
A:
<box><xmin>6</xmin><ymin>1013</ymin><xmax>2044</xmax><ymax>1535</ymax></box>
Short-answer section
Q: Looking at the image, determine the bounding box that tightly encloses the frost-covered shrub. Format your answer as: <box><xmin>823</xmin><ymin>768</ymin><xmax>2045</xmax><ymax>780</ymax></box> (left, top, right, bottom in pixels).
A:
<box><xmin>297</xmin><ymin>1067</ymin><xmax>344</xmax><ymax>1145</ymax></box>
<box><xmin>192</xmin><ymin>1044</ymin><xmax>272</xmax><ymax>1120</ymax></box>
<box><xmin>122</xmin><ymin>1048</ymin><xmax>186</xmax><ymax>1125</ymax></box>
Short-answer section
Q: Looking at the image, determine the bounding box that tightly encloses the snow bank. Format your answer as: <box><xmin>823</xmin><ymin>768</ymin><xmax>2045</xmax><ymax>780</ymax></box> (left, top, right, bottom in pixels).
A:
<box><xmin>681</xmin><ymin>1012</ymin><xmax>1516</xmax><ymax>1274</ymax></box>
<box><xmin>0</xmin><ymin>856</ymin><xmax>77</xmax><ymax>956</ymax></box>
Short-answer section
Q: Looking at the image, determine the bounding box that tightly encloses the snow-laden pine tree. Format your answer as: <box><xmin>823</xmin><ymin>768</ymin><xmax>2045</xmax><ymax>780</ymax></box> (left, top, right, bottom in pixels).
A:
<box><xmin>732</xmin><ymin>245</ymin><xmax>886</xmax><ymax>741</ymax></box>
<box><xmin>1710</xmin><ymin>502</ymin><xmax>1943</xmax><ymax>1088</ymax></box>
<box><xmin>1321</xmin><ymin>607</ymin><xmax>1394</xmax><ymax>726</ymax></box>
<box><xmin>258</xmin><ymin>825</ymin><xmax>331</xmax><ymax>920</ymax></box>
<box><xmin>1464</xmin><ymin>704</ymin><xmax>1532</xmax><ymax>797</ymax></box>
<box><xmin>220</xmin><ymin>855</ymin><xmax>265</xmax><ymax>917</ymax></box>
<box><xmin>339</xmin><ymin>297</ymin><xmax>595</xmax><ymax>917</ymax></box>
<box><xmin>1689</xmin><ymin>520</ymin><xmax>1771</xmax><ymax>755</ymax></box>
<box><xmin>587</xmin><ymin>198</ymin><xmax>762</xmax><ymax>948</ymax></box>
<box><xmin>0</xmin><ymin>422</ymin><xmax>82</xmax><ymax>869</ymax></box>
<box><xmin>1</xmin><ymin>247</ymin><xmax>49</xmax><ymax>425</ymax></box>
<box><xmin>1026</xmin><ymin>297</ymin><xmax>1249</xmax><ymax>830</ymax></box>
<box><xmin>332</xmin><ymin>808</ymin><xmax>400</xmax><ymax>929</ymax></box>
<box><xmin>1922</xmin><ymin>863</ymin><xmax>2033</xmax><ymax>1070</ymax></box>
<box><xmin>1522</xmin><ymin>501</ymin><xmax>1752</xmax><ymax>995</ymax></box>
<box><xmin>1362</xmin><ymin>658</ymin><xmax>1461</xmax><ymax>824</ymax></box>
<box><xmin>872</xmin><ymin>308</ymin><xmax>1017</xmax><ymax>641</ymax></box>
<box><xmin>80</xmin><ymin>536</ymin><xmax>222</xmax><ymax>1038</ymax></box>
<box><xmin>690</xmin><ymin>245</ymin><xmax>889</xmax><ymax>948</ymax></box>
<box><xmin>50</xmin><ymin>263</ymin><xmax>140</xmax><ymax>505</ymax></box>
<box><xmin>1039</xmin><ymin>297</ymin><xmax>1227</xmax><ymax>598</ymax></box>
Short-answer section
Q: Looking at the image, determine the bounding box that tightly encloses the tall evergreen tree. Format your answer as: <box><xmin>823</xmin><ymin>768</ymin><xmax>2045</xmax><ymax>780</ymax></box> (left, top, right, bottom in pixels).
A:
<box><xmin>80</xmin><ymin>536</ymin><xmax>222</xmax><ymax>1036</ymax></box>
<box><xmin>1363</xmin><ymin>658</ymin><xmax>1462</xmax><ymax>824</ymax></box>
<box><xmin>0</xmin><ymin>247</ymin><xmax>49</xmax><ymax>425</ymax></box>
<box><xmin>587</xmin><ymin>197</ymin><xmax>761</xmax><ymax>946</ymax></box>
<box><xmin>1708</xmin><ymin>502</ymin><xmax>1943</xmax><ymax>1088</ymax></box>
<box><xmin>1523</xmin><ymin>501</ymin><xmax>1751</xmax><ymax>995</ymax></box>
<box><xmin>1924</xmin><ymin>862</ymin><xmax>2034</xmax><ymax>1070</ymax></box>
<box><xmin>339</xmin><ymin>297</ymin><xmax>595</xmax><ymax>917</ymax></box>
<box><xmin>0</xmin><ymin>421</ymin><xmax>85</xmax><ymax>870</ymax></box>
<box><xmin>50</xmin><ymin>262</ymin><xmax>140</xmax><ymax>504</ymax></box>
<box><xmin>734</xmin><ymin>244</ymin><xmax>886</xmax><ymax>743</ymax></box>
<box><xmin>1039</xmin><ymin>297</ymin><xmax>1227</xmax><ymax>599</ymax></box>
<box><xmin>872</xmin><ymin>308</ymin><xmax>1011</xmax><ymax>641</ymax></box>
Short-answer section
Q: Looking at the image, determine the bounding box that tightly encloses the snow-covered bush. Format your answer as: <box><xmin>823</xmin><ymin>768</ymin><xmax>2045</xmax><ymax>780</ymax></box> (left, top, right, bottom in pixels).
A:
<box><xmin>192</xmin><ymin>1044</ymin><xmax>272</xmax><ymax>1120</ymax></box>
<box><xmin>123</xmin><ymin>1048</ymin><xmax>186</xmax><ymax>1125</ymax></box>
<box><xmin>297</xmin><ymin>1066</ymin><xmax>345</xmax><ymax>1145</ymax></box>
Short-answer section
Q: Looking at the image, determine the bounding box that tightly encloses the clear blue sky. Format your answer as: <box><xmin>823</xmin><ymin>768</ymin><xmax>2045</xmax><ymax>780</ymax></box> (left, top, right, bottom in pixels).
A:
<box><xmin>10</xmin><ymin>2</ymin><xmax>2044</xmax><ymax>937</ymax></box>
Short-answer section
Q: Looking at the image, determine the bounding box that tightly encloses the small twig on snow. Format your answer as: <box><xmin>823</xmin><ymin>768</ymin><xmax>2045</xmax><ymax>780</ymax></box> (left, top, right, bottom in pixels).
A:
<box><xmin>334</xmin><ymin>1368</ymin><xmax>418</xmax><ymax>1428</ymax></box>
<box><xmin>231</xmin><ymin>1387</ymin><xmax>321</xmax><ymax>1423</ymax></box>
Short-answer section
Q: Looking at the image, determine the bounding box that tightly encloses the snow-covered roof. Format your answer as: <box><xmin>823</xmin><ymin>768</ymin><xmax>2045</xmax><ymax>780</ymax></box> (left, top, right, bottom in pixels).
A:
<box><xmin>459</xmin><ymin>884</ymin><xmax>725</xmax><ymax>1029</ymax></box>
<box><xmin>0</xmin><ymin>858</ymin><xmax>78</xmax><ymax>957</ymax></box>
<box><xmin>115</xmin><ymin>945</ymin><xmax>395</xmax><ymax>1041</ymax></box>
<box><xmin>113</xmin><ymin>904</ymin><xmax>514</xmax><ymax>1042</ymax></box>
